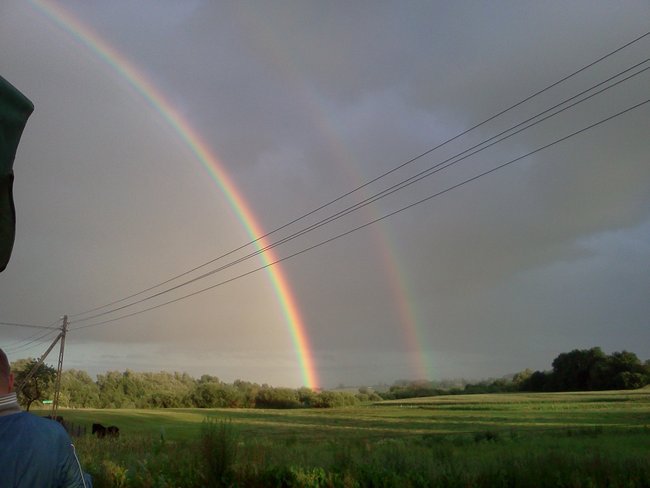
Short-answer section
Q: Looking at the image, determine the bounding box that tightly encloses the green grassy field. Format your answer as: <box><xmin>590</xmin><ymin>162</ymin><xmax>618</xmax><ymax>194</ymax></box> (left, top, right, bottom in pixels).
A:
<box><xmin>46</xmin><ymin>388</ymin><xmax>650</xmax><ymax>441</ymax></box>
<box><xmin>36</xmin><ymin>388</ymin><xmax>650</xmax><ymax>487</ymax></box>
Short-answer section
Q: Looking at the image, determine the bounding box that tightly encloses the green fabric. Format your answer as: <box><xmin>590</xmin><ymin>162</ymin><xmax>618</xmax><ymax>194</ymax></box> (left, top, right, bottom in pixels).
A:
<box><xmin>0</xmin><ymin>76</ymin><xmax>34</xmax><ymax>271</ymax></box>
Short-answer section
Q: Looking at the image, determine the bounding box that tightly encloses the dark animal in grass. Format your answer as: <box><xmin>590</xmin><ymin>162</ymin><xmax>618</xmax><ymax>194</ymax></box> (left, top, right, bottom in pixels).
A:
<box><xmin>92</xmin><ymin>423</ymin><xmax>106</xmax><ymax>438</ymax></box>
<box><xmin>92</xmin><ymin>423</ymin><xmax>120</xmax><ymax>438</ymax></box>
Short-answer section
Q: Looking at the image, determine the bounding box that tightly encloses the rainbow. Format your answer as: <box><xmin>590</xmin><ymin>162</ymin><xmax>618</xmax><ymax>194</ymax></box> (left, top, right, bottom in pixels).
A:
<box><xmin>29</xmin><ymin>0</ymin><xmax>319</xmax><ymax>389</ymax></box>
<box><xmin>233</xmin><ymin>5</ymin><xmax>434</xmax><ymax>381</ymax></box>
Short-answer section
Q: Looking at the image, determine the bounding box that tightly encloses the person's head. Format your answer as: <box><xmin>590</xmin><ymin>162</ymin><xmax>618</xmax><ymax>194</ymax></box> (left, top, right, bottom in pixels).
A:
<box><xmin>0</xmin><ymin>76</ymin><xmax>34</xmax><ymax>272</ymax></box>
<box><xmin>0</xmin><ymin>348</ymin><xmax>15</xmax><ymax>394</ymax></box>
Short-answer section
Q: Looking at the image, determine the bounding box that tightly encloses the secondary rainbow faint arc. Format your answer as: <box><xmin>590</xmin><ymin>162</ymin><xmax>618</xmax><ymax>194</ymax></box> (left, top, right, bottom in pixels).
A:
<box><xmin>31</xmin><ymin>0</ymin><xmax>319</xmax><ymax>389</ymax></box>
<box><xmin>233</xmin><ymin>4</ymin><xmax>434</xmax><ymax>381</ymax></box>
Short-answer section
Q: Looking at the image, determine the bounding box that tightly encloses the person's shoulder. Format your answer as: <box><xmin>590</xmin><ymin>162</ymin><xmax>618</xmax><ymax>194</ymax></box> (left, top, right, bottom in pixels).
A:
<box><xmin>20</xmin><ymin>412</ymin><xmax>71</xmax><ymax>437</ymax></box>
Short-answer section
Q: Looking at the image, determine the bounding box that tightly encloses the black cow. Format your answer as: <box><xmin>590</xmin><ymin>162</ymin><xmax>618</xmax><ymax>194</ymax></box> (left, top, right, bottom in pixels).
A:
<box><xmin>92</xmin><ymin>423</ymin><xmax>119</xmax><ymax>439</ymax></box>
<box><xmin>92</xmin><ymin>423</ymin><xmax>106</xmax><ymax>438</ymax></box>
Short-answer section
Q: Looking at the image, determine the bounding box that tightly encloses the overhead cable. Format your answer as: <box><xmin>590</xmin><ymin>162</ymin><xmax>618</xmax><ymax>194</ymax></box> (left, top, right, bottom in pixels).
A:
<box><xmin>68</xmin><ymin>60</ymin><xmax>650</xmax><ymax>325</ymax></box>
<box><xmin>69</xmin><ymin>97</ymin><xmax>650</xmax><ymax>331</ymax></box>
<box><xmin>3</xmin><ymin>328</ymin><xmax>60</xmax><ymax>356</ymax></box>
<box><xmin>68</xmin><ymin>30</ymin><xmax>650</xmax><ymax>320</ymax></box>
<box><xmin>0</xmin><ymin>320</ymin><xmax>59</xmax><ymax>330</ymax></box>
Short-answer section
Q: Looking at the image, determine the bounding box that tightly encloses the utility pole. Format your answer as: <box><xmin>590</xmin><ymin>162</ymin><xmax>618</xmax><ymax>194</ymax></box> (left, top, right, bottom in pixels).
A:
<box><xmin>51</xmin><ymin>315</ymin><xmax>68</xmax><ymax>418</ymax></box>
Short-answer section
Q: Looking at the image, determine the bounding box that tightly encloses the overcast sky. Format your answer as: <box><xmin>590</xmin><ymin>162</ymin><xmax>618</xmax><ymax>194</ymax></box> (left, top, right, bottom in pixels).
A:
<box><xmin>1</xmin><ymin>0</ymin><xmax>649</xmax><ymax>388</ymax></box>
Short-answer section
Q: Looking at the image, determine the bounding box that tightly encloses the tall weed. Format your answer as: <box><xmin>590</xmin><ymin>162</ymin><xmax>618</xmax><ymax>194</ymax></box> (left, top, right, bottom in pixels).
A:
<box><xmin>200</xmin><ymin>418</ymin><xmax>238</xmax><ymax>486</ymax></box>
<box><xmin>74</xmin><ymin>427</ymin><xmax>650</xmax><ymax>487</ymax></box>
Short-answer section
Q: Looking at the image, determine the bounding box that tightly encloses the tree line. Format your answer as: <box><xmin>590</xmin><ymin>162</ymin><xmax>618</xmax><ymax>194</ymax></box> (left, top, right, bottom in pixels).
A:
<box><xmin>381</xmin><ymin>347</ymin><xmax>650</xmax><ymax>399</ymax></box>
<box><xmin>519</xmin><ymin>347</ymin><xmax>649</xmax><ymax>392</ymax></box>
<box><xmin>11</xmin><ymin>347</ymin><xmax>649</xmax><ymax>409</ymax></box>
<box><xmin>11</xmin><ymin>358</ymin><xmax>381</xmax><ymax>410</ymax></box>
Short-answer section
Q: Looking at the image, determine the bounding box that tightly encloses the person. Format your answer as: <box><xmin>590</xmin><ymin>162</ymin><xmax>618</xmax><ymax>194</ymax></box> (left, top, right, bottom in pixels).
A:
<box><xmin>0</xmin><ymin>75</ymin><xmax>33</xmax><ymax>272</ymax></box>
<box><xmin>0</xmin><ymin>348</ymin><xmax>91</xmax><ymax>487</ymax></box>
<box><xmin>1</xmin><ymin>78</ymin><xmax>91</xmax><ymax>486</ymax></box>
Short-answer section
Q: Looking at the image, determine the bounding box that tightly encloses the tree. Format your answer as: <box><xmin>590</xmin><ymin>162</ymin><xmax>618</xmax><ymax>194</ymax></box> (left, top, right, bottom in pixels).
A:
<box><xmin>312</xmin><ymin>391</ymin><xmax>358</xmax><ymax>408</ymax></box>
<box><xmin>60</xmin><ymin>369</ymin><xmax>99</xmax><ymax>408</ymax></box>
<box><xmin>607</xmin><ymin>351</ymin><xmax>646</xmax><ymax>389</ymax></box>
<box><xmin>96</xmin><ymin>371</ymin><xmax>128</xmax><ymax>408</ymax></box>
<box><xmin>13</xmin><ymin>359</ymin><xmax>56</xmax><ymax>411</ymax></box>
<box><xmin>148</xmin><ymin>391</ymin><xmax>182</xmax><ymax>408</ymax></box>
<box><xmin>520</xmin><ymin>348</ymin><xmax>650</xmax><ymax>393</ymax></box>
<box><xmin>512</xmin><ymin>369</ymin><xmax>533</xmax><ymax>386</ymax></box>
<box><xmin>233</xmin><ymin>379</ymin><xmax>260</xmax><ymax>408</ymax></box>
<box><xmin>198</xmin><ymin>374</ymin><xmax>221</xmax><ymax>384</ymax></box>
<box><xmin>614</xmin><ymin>371</ymin><xmax>646</xmax><ymax>390</ymax></box>
<box><xmin>254</xmin><ymin>387</ymin><xmax>301</xmax><ymax>409</ymax></box>
<box><xmin>297</xmin><ymin>387</ymin><xmax>316</xmax><ymax>407</ymax></box>
<box><xmin>551</xmin><ymin>347</ymin><xmax>607</xmax><ymax>391</ymax></box>
<box><xmin>190</xmin><ymin>382</ymin><xmax>224</xmax><ymax>408</ymax></box>
<box><xmin>135</xmin><ymin>371</ymin><xmax>196</xmax><ymax>408</ymax></box>
<box><xmin>520</xmin><ymin>370</ymin><xmax>551</xmax><ymax>392</ymax></box>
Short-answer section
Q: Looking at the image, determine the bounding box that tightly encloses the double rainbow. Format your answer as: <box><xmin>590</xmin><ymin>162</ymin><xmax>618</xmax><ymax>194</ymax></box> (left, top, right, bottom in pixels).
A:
<box><xmin>232</xmin><ymin>4</ymin><xmax>434</xmax><ymax>380</ymax></box>
<box><xmin>30</xmin><ymin>0</ymin><xmax>319</xmax><ymax>389</ymax></box>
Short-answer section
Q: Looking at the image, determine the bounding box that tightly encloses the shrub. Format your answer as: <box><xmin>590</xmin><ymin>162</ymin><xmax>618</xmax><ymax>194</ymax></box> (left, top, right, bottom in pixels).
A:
<box><xmin>200</xmin><ymin>418</ymin><xmax>238</xmax><ymax>486</ymax></box>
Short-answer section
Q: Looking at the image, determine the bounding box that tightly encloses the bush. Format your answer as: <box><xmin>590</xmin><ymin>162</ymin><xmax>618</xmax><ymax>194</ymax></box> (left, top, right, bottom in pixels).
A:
<box><xmin>255</xmin><ymin>387</ymin><xmax>302</xmax><ymax>409</ymax></box>
<box><xmin>200</xmin><ymin>419</ymin><xmax>238</xmax><ymax>486</ymax></box>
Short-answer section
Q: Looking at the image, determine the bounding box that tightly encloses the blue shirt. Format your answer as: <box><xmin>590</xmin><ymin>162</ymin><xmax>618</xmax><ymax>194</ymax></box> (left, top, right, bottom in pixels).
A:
<box><xmin>0</xmin><ymin>393</ymin><xmax>89</xmax><ymax>488</ymax></box>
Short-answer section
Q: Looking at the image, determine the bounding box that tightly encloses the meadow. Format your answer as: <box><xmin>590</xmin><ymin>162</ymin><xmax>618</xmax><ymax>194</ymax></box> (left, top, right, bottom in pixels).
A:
<box><xmin>41</xmin><ymin>388</ymin><xmax>650</xmax><ymax>487</ymax></box>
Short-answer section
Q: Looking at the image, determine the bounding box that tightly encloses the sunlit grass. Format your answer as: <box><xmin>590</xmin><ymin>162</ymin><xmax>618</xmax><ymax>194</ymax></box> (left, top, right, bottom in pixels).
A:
<box><xmin>35</xmin><ymin>389</ymin><xmax>649</xmax><ymax>487</ymax></box>
<box><xmin>38</xmin><ymin>387</ymin><xmax>650</xmax><ymax>443</ymax></box>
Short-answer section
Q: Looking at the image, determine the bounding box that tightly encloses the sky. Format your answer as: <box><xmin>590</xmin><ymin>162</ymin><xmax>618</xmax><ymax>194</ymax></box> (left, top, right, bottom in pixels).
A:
<box><xmin>1</xmin><ymin>0</ymin><xmax>649</xmax><ymax>389</ymax></box>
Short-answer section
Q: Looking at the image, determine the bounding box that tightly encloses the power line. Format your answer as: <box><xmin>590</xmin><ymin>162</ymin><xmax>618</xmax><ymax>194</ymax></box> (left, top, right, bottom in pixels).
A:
<box><xmin>3</xmin><ymin>328</ymin><xmax>60</xmax><ymax>356</ymax></box>
<box><xmin>0</xmin><ymin>320</ymin><xmax>59</xmax><ymax>330</ymax></box>
<box><xmin>200</xmin><ymin>61</ymin><xmax>649</xmax><ymax>276</ymax></box>
<box><xmin>69</xmin><ymin>97</ymin><xmax>650</xmax><ymax>331</ymax></box>
<box><xmin>2</xmin><ymin>318</ymin><xmax>62</xmax><ymax>356</ymax></box>
<box><xmin>68</xmin><ymin>29</ymin><xmax>650</xmax><ymax>320</ymax></box>
<box><xmin>68</xmin><ymin>60</ymin><xmax>649</xmax><ymax>326</ymax></box>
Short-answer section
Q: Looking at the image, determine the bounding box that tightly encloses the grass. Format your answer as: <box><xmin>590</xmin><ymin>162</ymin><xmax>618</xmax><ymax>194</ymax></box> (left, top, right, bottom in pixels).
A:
<box><xmin>36</xmin><ymin>389</ymin><xmax>650</xmax><ymax>486</ymax></box>
<box><xmin>47</xmin><ymin>389</ymin><xmax>650</xmax><ymax>442</ymax></box>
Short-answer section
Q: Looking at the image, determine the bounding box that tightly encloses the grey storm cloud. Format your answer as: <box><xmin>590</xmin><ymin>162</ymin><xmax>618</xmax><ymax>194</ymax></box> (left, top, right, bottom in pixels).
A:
<box><xmin>1</xmin><ymin>0</ymin><xmax>649</xmax><ymax>387</ymax></box>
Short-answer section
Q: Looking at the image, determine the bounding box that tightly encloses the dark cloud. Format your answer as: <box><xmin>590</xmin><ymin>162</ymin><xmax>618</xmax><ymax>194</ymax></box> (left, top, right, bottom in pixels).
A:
<box><xmin>1</xmin><ymin>0</ymin><xmax>649</xmax><ymax>387</ymax></box>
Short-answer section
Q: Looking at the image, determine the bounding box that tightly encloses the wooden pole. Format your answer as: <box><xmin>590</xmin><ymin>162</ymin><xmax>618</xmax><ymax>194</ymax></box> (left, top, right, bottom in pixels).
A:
<box><xmin>51</xmin><ymin>315</ymin><xmax>67</xmax><ymax>418</ymax></box>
